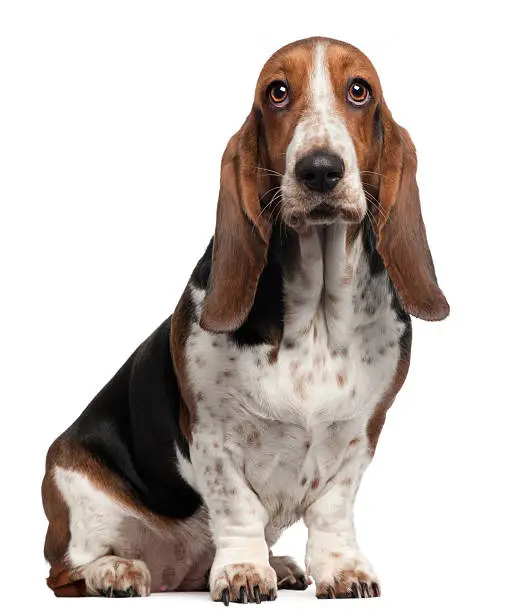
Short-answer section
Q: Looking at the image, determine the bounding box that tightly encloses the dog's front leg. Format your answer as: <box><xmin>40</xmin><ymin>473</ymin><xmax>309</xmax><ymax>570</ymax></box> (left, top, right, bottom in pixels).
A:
<box><xmin>191</xmin><ymin>423</ymin><xmax>277</xmax><ymax>604</ymax></box>
<box><xmin>304</xmin><ymin>443</ymin><xmax>381</xmax><ymax>599</ymax></box>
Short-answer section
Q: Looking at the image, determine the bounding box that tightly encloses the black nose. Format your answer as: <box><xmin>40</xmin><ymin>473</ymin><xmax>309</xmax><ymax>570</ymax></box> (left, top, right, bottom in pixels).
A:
<box><xmin>295</xmin><ymin>153</ymin><xmax>345</xmax><ymax>193</ymax></box>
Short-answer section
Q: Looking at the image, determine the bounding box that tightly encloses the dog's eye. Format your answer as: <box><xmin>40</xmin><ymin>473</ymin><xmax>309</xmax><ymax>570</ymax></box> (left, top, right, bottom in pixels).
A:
<box><xmin>267</xmin><ymin>81</ymin><xmax>290</xmax><ymax>108</ymax></box>
<box><xmin>347</xmin><ymin>80</ymin><xmax>371</xmax><ymax>106</ymax></box>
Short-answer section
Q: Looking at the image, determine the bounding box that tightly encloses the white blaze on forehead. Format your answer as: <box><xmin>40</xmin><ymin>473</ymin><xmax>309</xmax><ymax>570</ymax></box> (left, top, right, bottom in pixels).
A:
<box><xmin>285</xmin><ymin>43</ymin><xmax>360</xmax><ymax>179</ymax></box>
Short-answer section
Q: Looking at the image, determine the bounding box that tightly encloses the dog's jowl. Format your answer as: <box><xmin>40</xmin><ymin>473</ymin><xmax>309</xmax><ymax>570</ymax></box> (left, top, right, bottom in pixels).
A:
<box><xmin>42</xmin><ymin>37</ymin><xmax>449</xmax><ymax>602</ymax></box>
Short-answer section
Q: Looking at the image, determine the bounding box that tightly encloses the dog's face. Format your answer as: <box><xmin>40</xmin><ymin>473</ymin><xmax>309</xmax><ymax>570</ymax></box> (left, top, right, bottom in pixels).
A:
<box><xmin>199</xmin><ymin>37</ymin><xmax>450</xmax><ymax>334</ymax></box>
<box><xmin>254</xmin><ymin>39</ymin><xmax>381</xmax><ymax>230</ymax></box>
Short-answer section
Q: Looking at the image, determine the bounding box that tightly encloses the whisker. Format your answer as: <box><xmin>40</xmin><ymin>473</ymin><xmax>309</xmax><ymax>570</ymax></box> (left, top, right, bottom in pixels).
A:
<box><xmin>360</xmin><ymin>170</ymin><xmax>387</xmax><ymax>179</ymax></box>
<box><xmin>255</xmin><ymin>166</ymin><xmax>284</xmax><ymax>178</ymax></box>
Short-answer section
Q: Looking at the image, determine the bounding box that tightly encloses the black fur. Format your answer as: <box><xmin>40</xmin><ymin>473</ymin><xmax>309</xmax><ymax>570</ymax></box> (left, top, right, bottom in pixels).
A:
<box><xmin>63</xmin><ymin>318</ymin><xmax>202</xmax><ymax>519</ymax></box>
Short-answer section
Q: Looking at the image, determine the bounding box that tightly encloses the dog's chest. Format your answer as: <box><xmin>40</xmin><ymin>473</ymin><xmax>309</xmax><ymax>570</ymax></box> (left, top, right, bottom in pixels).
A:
<box><xmin>186</xmin><ymin>246</ymin><xmax>404</xmax><ymax>510</ymax></box>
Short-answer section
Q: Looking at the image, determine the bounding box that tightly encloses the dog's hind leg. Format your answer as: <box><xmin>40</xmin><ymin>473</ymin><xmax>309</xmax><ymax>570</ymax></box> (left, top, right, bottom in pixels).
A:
<box><xmin>42</xmin><ymin>450</ymin><xmax>151</xmax><ymax>597</ymax></box>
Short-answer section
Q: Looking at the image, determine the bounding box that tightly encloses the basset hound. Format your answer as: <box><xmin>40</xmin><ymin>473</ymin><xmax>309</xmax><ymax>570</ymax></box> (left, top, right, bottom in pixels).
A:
<box><xmin>42</xmin><ymin>36</ymin><xmax>449</xmax><ymax>602</ymax></box>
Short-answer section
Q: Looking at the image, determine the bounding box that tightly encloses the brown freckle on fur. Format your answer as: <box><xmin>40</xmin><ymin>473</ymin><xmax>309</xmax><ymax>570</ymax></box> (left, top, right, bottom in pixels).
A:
<box><xmin>196</xmin><ymin>392</ymin><xmax>204</xmax><ymax>402</ymax></box>
<box><xmin>332</xmin><ymin>346</ymin><xmax>349</xmax><ymax>358</ymax></box>
<box><xmin>213</xmin><ymin>442</ymin><xmax>219</xmax><ymax>449</ymax></box>
<box><xmin>229</xmin><ymin>356</ymin><xmax>236</xmax><ymax>362</ymax></box>
<box><xmin>341</xmin><ymin>264</ymin><xmax>354</xmax><ymax>285</ymax></box>
<box><xmin>330</xmin><ymin>552</ymin><xmax>342</xmax><ymax>559</ymax></box>
<box><xmin>223</xmin><ymin>370</ymin><xmax>233</xmax><ymax>378</ymax></box>
<box><xmin>349</xmin><ymin>438</ymin><xmax>360</xmax><ymax>446</ymax></box>
<box><xmin>215</xmin><ymin>459</ymin><xmax>223</xmax><ymax>475</ymax></box>
<box><xmin>301</xmin><ymin>477</ymin><xmax>307</xmax><ymax>486</ymax></box>
<box><xmin>312</xmin><ymin>478</ymin><xmax>320</xmax><ymax>489</ymax></box>
<box><xmin>212</xmin><ymin>340</ymin><xmax>220</xmax><ymax>348</ymax></box>
<box><xmin>268</xmin><ymin>345</ymin><xmax>279</xmax><ymax>364</ymax></box>
<box><xmin>283</xmin><ymin>339</ymin><xmax>295</xmax><ymax>350</ymax></box>
<box><xmin>229</xmin><ymin>488</ymin><xmax>236</xmax><ymax>496</ymax></box>
<box><xmin>342</xmin><ymin>478</ymin><xmax>353</xmax><ymax>486</ymax></box>
<box><xmin>294</xmin><ymin>375</ymin><xmax>307</xmax><ymax>399</ymax></box>
<box><xmin>326</xmin><ymin>291</ymin><xmax>339</xmax><ymax>305</ymax></box>
<box><xmin>246</xmin><ymin>428</ymin><xmax>261</xmax><ymax>448</ymax></box>
<box><xmin>313</xmin><ymin>325</ymin><xmax>318</xmax><ymax>341</ymax></box>
<box><xmin>351</xmin><ymin>388</ymin><xmax>357</xmax><ymax>398</ymax></box>
<box><xmin>304</xmin><ymin>440</ymin><xmax>311</xmax><ymax>450</ymax></box>
<box><xmin>337</xmin><ymin>374</ymin><xmax>345</xmax><ymax>386</ymax></box>
<box><xmin>195</xmin><ymin>356</ymin><xmax>206</xmax><ymax>368</ymax></box>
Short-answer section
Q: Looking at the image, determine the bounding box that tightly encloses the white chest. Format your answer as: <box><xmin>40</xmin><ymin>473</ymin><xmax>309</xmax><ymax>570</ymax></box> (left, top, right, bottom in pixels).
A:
<box><xmin>185</xmin><ymin>226</ymin><xmax>406</xmax><ymax>519</ymax></box>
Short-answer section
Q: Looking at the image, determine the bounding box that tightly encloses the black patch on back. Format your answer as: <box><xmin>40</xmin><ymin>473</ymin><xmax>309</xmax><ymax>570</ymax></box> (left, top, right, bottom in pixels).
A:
<box><xmin>65</xmin><ymin>318</ymin><xmax>202</xmax><ymax>519</ymax></box>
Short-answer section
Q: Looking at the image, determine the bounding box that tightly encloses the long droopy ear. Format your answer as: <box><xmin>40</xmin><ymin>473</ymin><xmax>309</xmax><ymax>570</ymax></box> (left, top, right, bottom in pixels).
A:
<box><xmin>200</xmin><ymin>110</ymin><xmax>272</xmax><ymax>333</ymax></box>
<box><xmin>376</xmin><ymin>103</ymin><xmax>450</xmax><ymax>321</ymax></box>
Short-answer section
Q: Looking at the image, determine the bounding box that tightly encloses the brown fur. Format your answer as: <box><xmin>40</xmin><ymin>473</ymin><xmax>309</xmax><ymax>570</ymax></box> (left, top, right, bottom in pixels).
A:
<box><xmin>366</xmin><ymin>326</ymin><xmax>412</xmax><ymax>454</ymax></box>
<box><xmin>43</xmin><ymin>436</ymin><xmax>176</xmax><ymax>543</ymax></box>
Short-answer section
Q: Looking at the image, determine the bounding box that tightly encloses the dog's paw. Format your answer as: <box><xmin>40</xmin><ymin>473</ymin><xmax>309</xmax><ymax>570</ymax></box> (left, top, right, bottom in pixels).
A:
<box><xmin>269</xmin><ymin>555</ymin><xmax>310</xmax><ymax>590</ymax></box>
<box><xmin>81</xmin><ymin>556</ymin><xmax>151</xmax><ymax>597</ymax></box>
<box><xmin>313</xmin><ymin>550</ymin><xmax>380</xmax><ymax>599</ymax></box>
<box><xmin>211</xmin><ymin>562</ymin><xmax>277</xmax><ymax>605</ymax></box>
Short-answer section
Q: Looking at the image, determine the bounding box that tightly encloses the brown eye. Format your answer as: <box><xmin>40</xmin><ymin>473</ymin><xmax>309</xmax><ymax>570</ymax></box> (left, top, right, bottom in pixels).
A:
<box><xmin>267</xmin><ymin>80</ymin><xmax>290</xmax><ymax>108</ymax></box>
<box><xmin>347</xmin><ymin>80</ymin><xmax>370</xmax><ymax>106</ymax></box>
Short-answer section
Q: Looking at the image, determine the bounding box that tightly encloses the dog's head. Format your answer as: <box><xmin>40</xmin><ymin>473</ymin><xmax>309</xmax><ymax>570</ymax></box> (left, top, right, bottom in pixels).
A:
<box><xmin>200</xmin><ymin>37</ymin><xmax>449</xmax><ymax>332</ymax></box>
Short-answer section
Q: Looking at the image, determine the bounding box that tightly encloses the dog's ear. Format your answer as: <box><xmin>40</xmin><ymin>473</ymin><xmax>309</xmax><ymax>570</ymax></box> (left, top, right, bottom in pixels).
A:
<box><xmin>375</xmin><ymin>103</ymin><xmax>450</xmax><ymax>321</ymax></box>
<box><xmin>200</xmin><ymin>110</ymin><xmax>272</xmax><ymax>333</ymax></box>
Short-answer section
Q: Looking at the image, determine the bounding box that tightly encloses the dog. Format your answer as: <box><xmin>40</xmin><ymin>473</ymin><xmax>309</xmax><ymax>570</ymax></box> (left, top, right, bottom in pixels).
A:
<box><xmin>42</xmin><ymin>36</ymin><xmax>449</xmax><ymax>602</ymax></box>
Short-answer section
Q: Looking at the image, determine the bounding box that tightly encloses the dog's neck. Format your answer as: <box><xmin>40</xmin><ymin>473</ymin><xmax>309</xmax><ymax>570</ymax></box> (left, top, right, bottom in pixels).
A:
<box><xmin>230</xmin><ymin>216</ymin><xmax>396</xmax><ymax>349</ymax></box>
<box><xmin>278</xmin><ymin>222</ymin><xmax>365</xmax><ymax>345</ymax></box>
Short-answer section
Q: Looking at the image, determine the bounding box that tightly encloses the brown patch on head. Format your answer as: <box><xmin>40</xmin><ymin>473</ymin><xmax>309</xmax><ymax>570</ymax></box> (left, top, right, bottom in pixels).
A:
<box><xmin>349</xmin><ymin>437</ymin><xmax>360</xmax><ymax>446</ymax></box>
<box><xmin>324</xmin><ymin>42</ymin><xmax>383</xmax><ymax>174</ymax></box>
<box><xmin>254</xmin><ymin>40</ymin><xmax>316</xmax><ymax>175</ymax></box>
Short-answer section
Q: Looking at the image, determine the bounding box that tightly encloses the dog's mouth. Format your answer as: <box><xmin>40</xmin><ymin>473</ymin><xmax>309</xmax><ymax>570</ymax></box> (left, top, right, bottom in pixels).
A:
<box><xmin>286</xmin><ymin>201</ymin><xmax>362</xmax><ymax>230</ymax></box>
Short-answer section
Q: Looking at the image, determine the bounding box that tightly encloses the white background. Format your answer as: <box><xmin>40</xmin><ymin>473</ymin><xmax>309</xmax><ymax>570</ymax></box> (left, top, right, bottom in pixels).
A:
<box><xmin>1</xmin><ymin>1</ymin><xmax>510</xmax><ymax>610</ymax></box>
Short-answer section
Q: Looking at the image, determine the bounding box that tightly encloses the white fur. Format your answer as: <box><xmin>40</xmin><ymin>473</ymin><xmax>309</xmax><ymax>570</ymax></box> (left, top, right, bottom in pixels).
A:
<box><xmin>185</xmin><ymin>223</ymin><xmax>404</xmax><ymax>593</ymax></box>
<box><xmin>54</xmin><ymin>467</ymin><xmax>214</xmax><ymax>593</ymax></box>
<box><xmin>281</xmin><ymin>43</ymin><xmax>366</xmax><ymax>222</ymax></box>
